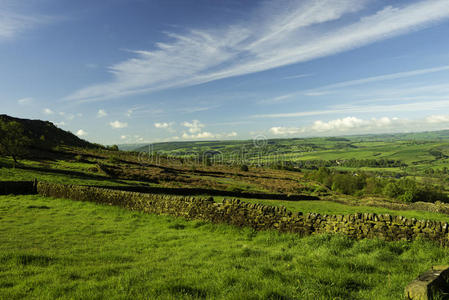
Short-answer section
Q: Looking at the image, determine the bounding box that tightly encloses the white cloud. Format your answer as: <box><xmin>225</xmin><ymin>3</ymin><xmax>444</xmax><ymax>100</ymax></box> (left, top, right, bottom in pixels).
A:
<box><xmin>182</xmin><ymin>132</ymin><xmax>215</xmax><ymax>140</ymax></box>
<box><xmin>311</xmin><ymin>117</ymin><xmax>368</xmax><ymax>132</ymax></box>
<box><xmin>154</xmin><ymin>122</ymin><xmax>175</xmax><ymax>133</ymax></box>
<box><xmin>97</xmin><ymin>109</ymin><xmax>108</xmax><ymax>118</ymax></box>
<box><xmin>266</xmin><ymin>115</ymin><xmax>449</xmax><ymax>136</ymax></box>
<box><xmin>270</xmin><ymin>127</ymin><xmax>305</xmax><ymax>135</ymax></box>
<box><xmin>65</xmin><ymin>0</ymin><xmax>449</xmax><ymax>103</ymax></box>
<box><xmin>17</xmin><ymin>97</ymin><xmax>32</xmax><ymax>105</ymax></box>
<box><xmin>120</xmin><ymin>135</ymin><xmax>127</xmax><ymax>140</ymax></box>
<box><xmin>43</xmin><ymin>108</ymin><xmax>54</xmax><ymax>115</ymax></box>
<box><xmin>182</xmin><ymin>120</ymin><xmax>204</xmax><ymax>134</ymax></box>
<box><xmin>425</xmin><ymin>115</ymin><xmax>449</xmax><ymax>124</ymax></box>
<box><xmin>76</xmin><ymin>129</ymin><xmax>87</xmax><ymax>137</ymax></box>
<box><xmin>270</xmin><ymin>116</ymin><xmax>405</xmax><ymax>136</ymax></box>
<box><xmin>154</xmin><ymin>122</ymin><xmax>170</xmax><ymax>129</ymax></box>
<box><xmin>54</xmin><ymin>121</ymin><xmax>65</xmax><ymax>127</ymax></box>
<box><xmin>181</xmin><ymin>131</ymin><xmax>238</xmax><ymax>140</ymax></box>
<box><xmin>109</xmin><ymin>120</ymin><xmax>128</xmax><ymax>129</ymax></box>
<box><xmin>177</xmin><ymin>119</ymin><xmax>236</xmax><ymax>140</ymax></box>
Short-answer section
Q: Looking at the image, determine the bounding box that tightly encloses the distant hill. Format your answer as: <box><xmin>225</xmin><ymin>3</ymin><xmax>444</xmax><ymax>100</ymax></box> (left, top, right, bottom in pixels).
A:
<box><xmin>0</xmin><ymin>114</ymin><xmax>99</xmax><ymax>149</ymax></box>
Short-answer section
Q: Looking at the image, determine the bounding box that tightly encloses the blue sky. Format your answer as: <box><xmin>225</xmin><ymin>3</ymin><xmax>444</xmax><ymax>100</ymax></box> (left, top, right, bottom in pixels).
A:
<box><xmin>2</xmin><ymin>0</ymin><xmax>449</xmax><ymax>144</ymax></box>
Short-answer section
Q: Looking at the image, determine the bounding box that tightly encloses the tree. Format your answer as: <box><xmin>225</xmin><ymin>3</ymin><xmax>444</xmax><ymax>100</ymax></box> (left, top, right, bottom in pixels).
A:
<box><xmin>0</xmin><ymin>120</ymin><xmax>31</xmax><ymax>167</ymax></box>
<box><xmin>383</xmin><ymin>182</ymin><xmax>402</xmax><ymax>198</ymax></box>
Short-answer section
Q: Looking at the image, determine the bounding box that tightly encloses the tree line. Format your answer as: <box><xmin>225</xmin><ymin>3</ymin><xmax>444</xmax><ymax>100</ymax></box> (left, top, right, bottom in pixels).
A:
<box><xmin>305</xmin><ymin>167</ymin><xmax>447</xmax><ymax>203</ymax></box>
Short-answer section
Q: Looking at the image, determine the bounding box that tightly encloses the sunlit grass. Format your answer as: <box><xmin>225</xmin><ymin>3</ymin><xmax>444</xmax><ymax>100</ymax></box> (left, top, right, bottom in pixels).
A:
<box><xmin>2</xmin><ymin>195</ymin><xmax>449</xmax><ymax>299</ymax></box>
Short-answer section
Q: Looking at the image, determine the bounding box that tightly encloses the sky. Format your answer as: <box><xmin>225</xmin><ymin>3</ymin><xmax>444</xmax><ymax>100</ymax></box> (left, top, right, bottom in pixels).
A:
<box><xmin>2</xmin><ymin>0</ymin><xmax>449</xmax><ymax>145</ymax></box>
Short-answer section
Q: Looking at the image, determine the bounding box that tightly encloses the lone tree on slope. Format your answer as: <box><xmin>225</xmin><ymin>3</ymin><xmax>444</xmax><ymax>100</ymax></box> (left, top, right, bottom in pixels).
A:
<box><xmin>0</xmin><ymin>120</ymin><xmax>31</xmax><ymax>167</ymax></box>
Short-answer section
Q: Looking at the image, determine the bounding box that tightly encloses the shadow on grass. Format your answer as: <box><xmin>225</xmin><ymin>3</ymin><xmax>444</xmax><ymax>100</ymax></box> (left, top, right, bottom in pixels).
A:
<box><xmin>89</xmin><ymin>184</ymin><xmax>320</xmax><ymax>201</ymax></box>
<box><xmin>164</xmin><ymin>284</ymin><xmax>208</xmax><ymax>299</ymax></box>
<box><xmin>0</xmin><ymin>253</ymin><xmax>56</xmax><ymax>267</ymax></box>
<box><xmin>7</xmin><ymin>163</ymin><xmax>132</xmax><ymax>186</ymax></box>
<box><xmin>26</xmin><ymin>205</ymin><xmax>51</xmax><ymax>209</ymax></box>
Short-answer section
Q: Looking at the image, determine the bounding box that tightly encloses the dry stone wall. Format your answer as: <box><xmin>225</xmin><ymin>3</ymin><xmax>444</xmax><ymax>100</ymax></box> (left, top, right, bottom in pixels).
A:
<box><xmin>34</xmin><ymin>181</ymin><xmax>449</xmax><ymax>246</ymax></box>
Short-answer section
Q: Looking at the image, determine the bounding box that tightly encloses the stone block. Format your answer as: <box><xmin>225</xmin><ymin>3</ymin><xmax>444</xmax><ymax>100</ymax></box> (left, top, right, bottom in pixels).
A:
<box><xmin>405</xmin><ymin>265</ymin><xmax>449</xmax><ymax>300</ymax></box>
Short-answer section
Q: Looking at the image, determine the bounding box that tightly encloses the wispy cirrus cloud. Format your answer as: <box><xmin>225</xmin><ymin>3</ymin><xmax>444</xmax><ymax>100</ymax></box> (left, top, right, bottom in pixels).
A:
<box><xmin>282</xmin><ymin>73</ymin><xmax>312</xmax><ymax>80</ymax></box>
<box><xmin>258</xmin><ymin>51</ymin><xmax>449</xmax><ymax>105</ymax></box>
<box><xmin>0</xmin><ymin>13</ymin><xmax>39</xmax><ymax>40</ymax></box>
<box><xmin>304</xmin><ymin>64</ymin><xmax>449</xmax><ymax>96</ymax></box>
<box><xmin>17</xmin><ymin>97</ymin><xmax>33</xmax><ymax>105</ymax></box>
<box><xmin>178</xmin><ymin>105</ymin><xmax>219</xmax><ymax>114</ymax></box>
<box><xmin>259</xmin><ymin>93</ymin><xmax>296</xmax><ymax>104</ymax></box>
<box><xmin>65</xmin><ymin>0</ymin><xmax>449</xmax><ymax>103</ymax></box>
<box><xmin>253</xmin><ymin>98</ymin><xmax>449</xmax><ymax>119</ymax></box>
<box><xmin>0</xmin><ymin>2</ymin><xmax>51</xmax><ymax>40</ymax></box>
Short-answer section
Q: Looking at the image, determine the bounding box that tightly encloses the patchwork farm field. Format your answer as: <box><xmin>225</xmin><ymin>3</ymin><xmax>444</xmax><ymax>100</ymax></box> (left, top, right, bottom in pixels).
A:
<box><xmin>139</xmin><ymin>133</ymin><xmax>449</xmax><ymax>172</ymax></box>
<box><xmin>2</xmin><ymin>194</ymin><xmax>449</xmax><ymax>300</ymax></box>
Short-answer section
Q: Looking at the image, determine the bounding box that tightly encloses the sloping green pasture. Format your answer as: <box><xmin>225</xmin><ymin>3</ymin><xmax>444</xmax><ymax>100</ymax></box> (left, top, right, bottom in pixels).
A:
<box><xmin>2</xmin><ymin>195</ymin><xmax>449</xmax><ymax>299</ymax></box>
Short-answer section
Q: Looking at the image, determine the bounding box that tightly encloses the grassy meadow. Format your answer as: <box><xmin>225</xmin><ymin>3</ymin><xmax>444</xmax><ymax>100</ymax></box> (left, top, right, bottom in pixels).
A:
<box><xmin>2</xmin><ymin>194</ymin><xmax>449</xmax><ymax>300</ymax></box>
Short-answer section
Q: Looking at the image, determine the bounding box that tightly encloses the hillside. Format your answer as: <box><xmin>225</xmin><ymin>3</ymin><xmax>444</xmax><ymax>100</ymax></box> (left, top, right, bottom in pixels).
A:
<box><xmin>0</xmin><ymin>114</ymin><xmax>99</xmax><ymax>149</ymax></box>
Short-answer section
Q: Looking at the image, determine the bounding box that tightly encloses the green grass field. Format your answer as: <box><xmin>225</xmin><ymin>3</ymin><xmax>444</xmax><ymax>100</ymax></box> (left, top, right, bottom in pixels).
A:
<box><xmin>2</xmin><ymin>194</ymin><xmax>449</xmax><ymax>299</ymax></box>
